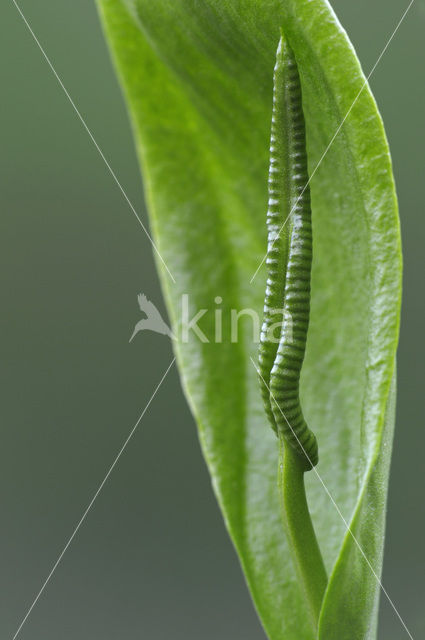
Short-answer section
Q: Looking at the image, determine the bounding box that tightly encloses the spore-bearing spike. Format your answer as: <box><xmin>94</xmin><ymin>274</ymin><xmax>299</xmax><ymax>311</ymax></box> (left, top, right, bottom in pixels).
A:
<box><xmin>258</xmin><ymin>34</ymin><xmax>318</xmax><ymax>471</ymax></box>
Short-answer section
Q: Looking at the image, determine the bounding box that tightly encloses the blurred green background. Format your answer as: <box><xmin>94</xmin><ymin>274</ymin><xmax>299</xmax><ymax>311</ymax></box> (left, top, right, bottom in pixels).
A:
<box><xmin>0</xmin><ymin>1</ymin><xmax>423</xmax><ymax>638</ymax></box>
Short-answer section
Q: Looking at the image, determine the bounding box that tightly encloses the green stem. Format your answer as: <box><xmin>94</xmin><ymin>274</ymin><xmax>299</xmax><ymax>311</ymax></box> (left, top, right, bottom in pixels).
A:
<box><xmin>278</xmin><ymin>435</ymin><xmax>328</xmax><ymax>630</ymax></box>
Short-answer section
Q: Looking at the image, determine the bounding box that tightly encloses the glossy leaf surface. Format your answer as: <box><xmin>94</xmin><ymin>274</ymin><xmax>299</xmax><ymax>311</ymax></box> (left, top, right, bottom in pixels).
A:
<box><xmin>96</xmin><ymin>1</ymin><xmax>401</xmax><ymax>638</ymax></box>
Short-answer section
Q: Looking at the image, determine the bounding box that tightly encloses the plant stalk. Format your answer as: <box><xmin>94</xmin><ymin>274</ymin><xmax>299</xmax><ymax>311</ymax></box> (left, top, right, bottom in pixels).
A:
<box><xmin>278</xmin><ymin>435</ymin><xmax>328</xmax><ymax>630</ymax></box>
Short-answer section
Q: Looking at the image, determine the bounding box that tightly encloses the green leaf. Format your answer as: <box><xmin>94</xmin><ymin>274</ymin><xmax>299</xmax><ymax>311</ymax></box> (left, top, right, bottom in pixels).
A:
<box><xmin>96</xmin><ymin>1</ymin><xmax>401</xmax><ymax>638</ymax></box>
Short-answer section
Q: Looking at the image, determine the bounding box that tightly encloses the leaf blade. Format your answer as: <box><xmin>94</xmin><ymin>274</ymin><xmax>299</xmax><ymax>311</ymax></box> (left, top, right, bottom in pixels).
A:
<box><xmin>96</xmin><ymin>1</ymin><xmax>401</xmax><ymax>638</ymax></box>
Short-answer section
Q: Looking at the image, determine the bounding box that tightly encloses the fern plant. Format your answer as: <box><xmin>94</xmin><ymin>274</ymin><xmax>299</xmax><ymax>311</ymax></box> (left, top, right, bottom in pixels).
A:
<box><xmin>96</xmin><ymin>1</ymin><xmax>402</xmax><ymax>638</ymax></box>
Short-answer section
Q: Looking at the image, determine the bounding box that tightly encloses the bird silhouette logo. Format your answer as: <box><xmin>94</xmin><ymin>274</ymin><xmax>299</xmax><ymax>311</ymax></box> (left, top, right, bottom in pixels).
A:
<box><xmin>129</xmin><ymin>294</ymin><xmax>175</xmax><ymax>342</ymax></box>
